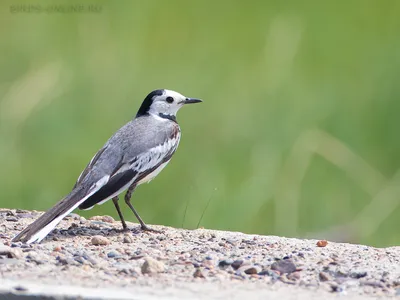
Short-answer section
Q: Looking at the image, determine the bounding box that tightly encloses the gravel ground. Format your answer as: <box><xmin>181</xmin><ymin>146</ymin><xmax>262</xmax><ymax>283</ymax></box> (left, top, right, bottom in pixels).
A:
<box><xmin>0</xmin><ymin>208</ymin><xmax>399</xmax><ymax>299</ymax></box>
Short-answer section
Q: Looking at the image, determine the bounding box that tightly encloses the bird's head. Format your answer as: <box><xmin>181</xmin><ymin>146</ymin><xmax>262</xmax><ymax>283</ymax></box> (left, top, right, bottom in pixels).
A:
<box><xmin>136</xmin><ymin>89</ymin><xmax>202</xmax><ymax>120</ymax></box>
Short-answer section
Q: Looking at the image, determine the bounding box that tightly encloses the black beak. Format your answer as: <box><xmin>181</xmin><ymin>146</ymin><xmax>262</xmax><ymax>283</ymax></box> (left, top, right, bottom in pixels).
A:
<box><xmin>183</xmin><ymin>98</ymin><xmax>202</xmax><ymax>104</ymax></box>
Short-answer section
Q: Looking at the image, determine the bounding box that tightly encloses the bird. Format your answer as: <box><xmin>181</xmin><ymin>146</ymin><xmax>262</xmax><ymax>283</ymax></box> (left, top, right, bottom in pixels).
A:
<box><xmin>12</xmin><ymin>89</ymin><xmax>202</xmax><ymax>244</ymax></box>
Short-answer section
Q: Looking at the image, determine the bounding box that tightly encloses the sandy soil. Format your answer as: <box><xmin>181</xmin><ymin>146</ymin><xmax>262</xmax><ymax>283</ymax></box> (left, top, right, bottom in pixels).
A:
<box><xmin>0</xmin><ymin>208</ymin><xmax>399</xmax><ymax>299</ymax></box>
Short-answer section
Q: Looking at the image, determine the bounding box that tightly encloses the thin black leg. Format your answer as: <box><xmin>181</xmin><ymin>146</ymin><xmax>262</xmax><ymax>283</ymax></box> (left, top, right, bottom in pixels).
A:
<box><xmin>124</xmin><ymin>183</ymin><xmax>160</xmax><ymax>233</ymax></box>
<box><xmin>112</xmin><ymin>196</ymin><xmax>127</xmax><ymax>230</ymax></box>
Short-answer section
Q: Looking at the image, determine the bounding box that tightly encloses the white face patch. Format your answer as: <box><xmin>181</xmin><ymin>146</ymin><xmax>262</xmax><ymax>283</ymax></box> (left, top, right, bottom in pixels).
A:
<box><xmin>148</xmin><ymin>90</ymin><xmax>187</xmax><ymax>117</ymax></box>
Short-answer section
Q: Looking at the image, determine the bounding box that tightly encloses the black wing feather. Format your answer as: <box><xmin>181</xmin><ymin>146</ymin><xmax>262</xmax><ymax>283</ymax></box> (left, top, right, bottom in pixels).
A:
<box><xmin>78</xmin><ymin>169</ymin><xmax>137</xmax><ymax>209</ymax></box>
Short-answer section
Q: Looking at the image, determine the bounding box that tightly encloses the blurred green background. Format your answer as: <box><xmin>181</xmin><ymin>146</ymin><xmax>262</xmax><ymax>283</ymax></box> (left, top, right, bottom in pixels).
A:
<box><xmin>1</xmin><ymin>0</ymin><xmax>399</xmax><ymax>247</ymax></box>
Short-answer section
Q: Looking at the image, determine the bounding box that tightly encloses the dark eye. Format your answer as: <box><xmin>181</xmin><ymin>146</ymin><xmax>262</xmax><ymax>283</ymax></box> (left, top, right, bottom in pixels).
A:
<box><xmin>166</xmin><ymin>96</ymin><xmax>174</xmax><ymax>103</ymax></box>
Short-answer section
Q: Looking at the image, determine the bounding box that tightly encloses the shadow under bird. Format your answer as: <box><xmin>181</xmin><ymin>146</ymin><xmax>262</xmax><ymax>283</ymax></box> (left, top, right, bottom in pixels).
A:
<box><xmin>13</xmin><ymin>89</ymin><xmax>202</xmax><ymax>244</ymax></box>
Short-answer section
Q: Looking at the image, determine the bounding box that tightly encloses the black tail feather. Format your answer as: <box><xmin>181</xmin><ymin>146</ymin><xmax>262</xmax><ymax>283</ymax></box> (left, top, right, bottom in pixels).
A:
<box><xmin>12</xmin><ymin>186</ymin><xmax>89</xmax><ymax>243</ymax></box>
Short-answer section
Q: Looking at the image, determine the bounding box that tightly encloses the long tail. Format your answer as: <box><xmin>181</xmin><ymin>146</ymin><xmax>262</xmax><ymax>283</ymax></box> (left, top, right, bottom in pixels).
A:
<box><xmin>12</xmin><ymin>176</ymin><xmax>109</xmax><ymax>244</ymax></box>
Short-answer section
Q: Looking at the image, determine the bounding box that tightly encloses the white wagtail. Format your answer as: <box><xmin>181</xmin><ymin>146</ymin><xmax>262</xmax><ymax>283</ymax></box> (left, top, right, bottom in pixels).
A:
<box><xmin>13</xmin><ymin>89</ymin><xmax>202</xmax><ymax>244</ymax></box>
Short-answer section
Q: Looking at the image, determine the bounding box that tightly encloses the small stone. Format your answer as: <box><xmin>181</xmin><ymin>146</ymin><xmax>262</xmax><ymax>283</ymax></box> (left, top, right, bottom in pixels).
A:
<box><xmin>319</xmin><ymin>271</ymin><xmax>333</xmax><ymax>282</ymax></box>
<box><xmin>226</xmin><ymin>239</ymin><xmax>237</xmax><ymax>246</ymax></box>
<box><xmin>350</xmin><ymin>271</ymin><xmax>367</xmax><ymax>279</ymax></box>
<box><xmin>56</xmin><ymin>256</ymin><xmax>66</xmax><ymax>265</ymax></box>
<box><xmin>14</xmin><ymin>286</ymin><xmax>28</xmax><ymax>292</ymax></box>
<box><xmin>89</xmin><ymin>215</ymin><xmax>115</xmax><ymax>223</ymax></box>
<box><xmin>66</xmin><ymin>213</ymin><xmax>81</xmax><ymax>220</ymax></box>
<box><xmin>271</xmin><ymin>259</ymin><xmax>297</xmax><ymax>274</ymax></box>
<box><xmin>53</xmin><ymin>246</ymin><xmax>62</xmax><ymax>252</ymax></box>
<box><xmin>244</xmin><ymin>266</ymin><xmax>260</xmax><ymax>275</ymax></box>
<box><xmin>193</xmin><ymin>268</ymin><xmax>205</xmax><ymax>278</ymax></box>
<box><xmin>82</xmin><ymin>265</ymin><xmax>91</xmax><ymax>271</ymax></box>
<box><xmin>84</xmin><ymin>255</ymin><xmax>98</xmax><ymax>266</ymax></box>
<box><xmin>316</xmin><ymin>240</ymin><xmax>328</xmax><ymax>247</ymax></box>
<box><xmin>107</xmin><ymin>251</ymin><xmax>121</xmax><ymax>258</ymax></box>
<box><xmin>218</xmin><ymin>259</ymin><xmax>233</xmax><ymax>268</ymax></box>
<box><xmin>231</xmin><ymin>260</ymin><xmax>244</xmax><ymax>270</ymax></box>
<box><xmin>91</xmin><ymin>235</ymin><xmax>110</xmax><ymax>246</ymax></box>
<box><xmin>26</xmin><ymin>252</ymin><xmax>44</xmax><ymax>265</ymax></box>
<box><xmin>330</xmin><ymin>283</ymin><xmax>345</xmax><ymax>293</ymax></box>
<box><xmin>0</xmin><ymin>246</ymin><xmax>22</xmax><ymax>259</ymax></box>
<box><xmin>74</xmin><ymin>256</ymin><xmax>84</xmax><ymax>264</ymax></box>
<box><xmin>141</xmin><ymin>257</ymin><xmax>165</xmax><ymax>274</ymax></box>
<box><xmin>201</xmin><ymin>256</ymin><xmax>214</xmax><ymax>267</ymax></box>
<box><xmin>287</xmin><ymin>271</ymin><xmax>301</xmax><ymax>281</ymax></box>
<box><xmin>123</xmin><ymin>235</ymin><xmax>133</xmax><ymax>244</ymax></box>
<box><xmin>258</xmin><ymin>270</ymin><xmax>275</xmax><ymax>277</ymax></box>
<box><xmin>67</xmin><ymin>223</ymin><xmax>79</xmax><ymax>231</ymax></box>
<box><xmin>6</xmin><ymin>217</ymin><xmax>18</xmax><ymax>222</ymax></box>
<box><xmin>56</xmin><ymin>256</ymin><xmax>74</xmax><ymax>266</ymax></box>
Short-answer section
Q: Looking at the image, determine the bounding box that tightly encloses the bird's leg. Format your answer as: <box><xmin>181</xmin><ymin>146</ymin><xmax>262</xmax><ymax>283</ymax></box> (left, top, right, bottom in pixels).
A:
<box><xmin>112</xmin><ymin>196</ymin><xmax>128</xmax><ymax>231</ymax></box>
<box><xmin>124</xmin><ymin>183</ymin><xmax>161</xmax><ymax>233</ymax></box>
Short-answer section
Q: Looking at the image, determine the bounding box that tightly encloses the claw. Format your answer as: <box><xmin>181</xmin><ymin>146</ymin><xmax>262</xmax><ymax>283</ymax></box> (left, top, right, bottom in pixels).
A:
<box><xmin>140</xmin><ymin>225</ymin><xmax>163</xmax><ymax>234</ymax></box>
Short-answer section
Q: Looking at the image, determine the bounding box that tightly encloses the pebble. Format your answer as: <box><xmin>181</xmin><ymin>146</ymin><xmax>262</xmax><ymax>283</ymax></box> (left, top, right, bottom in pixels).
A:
<box><xmin>14</xmin><ymin>286</ymin><xmax>28</xmax><ymax>292</ymax></box>
<box><xmin>271</xmin><ymin>259</ymin><xmax>297</xmax><ymax>274</ymax></box>
<box><xmin>287</xmin><ymin>271</ymin><xmax>301</xmax><ymax>281</ymax></box>
<box><xmin>26</xmin><ymin>252</ymin><xmax>44</xmax><ymax>265</ymax></box>
<box><xmin>0</xmin><ymin>246</ymin><xmax>22</xmax><ymax>259</ymax></box>
<box><xmin>258</xmin><ymin>270</ymin><xmax>279</xmax><ymax>279</ymax></box>
<box><xmin>330</xmin><ymin>283</ymin><xmax>346</xmax><ymax>293</ymax></box>
<box><xmin>89</xmin><ymin>215</ymin><xmax>115</xmax><ymax>223</ymax></box>
<box><xmin>91</xmin><ymin>235</ymin><xmax>110</xmax><ymax>246</ymax></box>
<box><xmin>319</xmin><ymin>271</ymin><xmax>333</xmax><ymax>282</ymax></box>
<box><xmin>68</xmin><ymin>223</ymin><xmax>79</xmax><ymax>229</ymax></box>
<box><xmin>83</xmin><ymin>254</ymin><xmax>98</xmax><ymax>266</ymax></box>
<box><xmin>6</xmin><ymin>217</ymin><xmax>18</xmax><ymax>222</ymax></box>
<box><xmin>107</xmin><ymin>251</ymin><xmax>121</xmax><ymax>258</ymax></box>
<box><xmin>193</xmin><ymin>268</ymin><xmax>205</xmax><ymax>278</ymax></box>
<box><xmin>350</xmin><ymin>271</ymin><xmax>367</xmax><ymax>279</ymax></box>
<box><xmin>65</xmin><ymin>213</ymin><xmax>81</xmax><ymax>220</ymax></box>
<box><xmin>231</xmin><ymin>260</ymin><xmax>244</xmax><ymax>270</ymax></box>
<box><xmin>56</xmin><ymin>256</ymin><xmax>78</xmax><ymax>266</ymax></box>
<box><xmin>316</xmin><ymin>240</ymin><xmax>328</xmax><ymax>247</ymax></box>
<box><xmin>82</xmin><ymin>265</ymin><xmax>91</xmax><ymax>271</ymax></box>
<box><xmin>218</xmin><ymin>259</ymin><xmax>233</xmax><ymax>268</ymax></box>
<box><xmin>74</xmin><ymin>256</ymin><xmax>85</xmax><ymax>264</ymax></box>
<box><xmin>123</xmin><ymin>235</ymin><xmax>133</xmax><ymax>244</ymax></box>
<box><xmin>244</xmin><ymin>266</ymin><xmax>260</xmax><ymax>275</ymax></box>
<box><xmin>141</xmin><ymin>257</ymin><xmax>165</xmax><ymax>274</ymax></box>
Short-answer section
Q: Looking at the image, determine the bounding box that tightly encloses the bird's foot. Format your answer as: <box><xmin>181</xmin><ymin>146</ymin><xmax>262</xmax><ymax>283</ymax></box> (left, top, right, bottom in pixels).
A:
<box><xmin>140</xmin><ymin>224</ymin><xmax>163</xmax><ymax>234</ymax></box>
